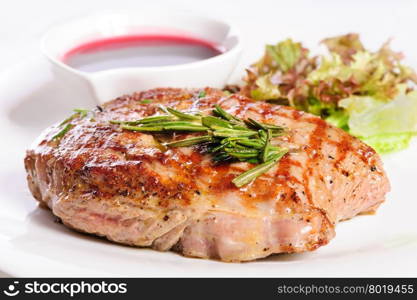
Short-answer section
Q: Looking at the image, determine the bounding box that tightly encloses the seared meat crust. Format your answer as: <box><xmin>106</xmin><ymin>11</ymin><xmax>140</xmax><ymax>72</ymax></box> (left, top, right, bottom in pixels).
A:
<box><xmin>24</xmin><ymin>88</ymin><xmax>390</xmax><ymax>261</ymax></box>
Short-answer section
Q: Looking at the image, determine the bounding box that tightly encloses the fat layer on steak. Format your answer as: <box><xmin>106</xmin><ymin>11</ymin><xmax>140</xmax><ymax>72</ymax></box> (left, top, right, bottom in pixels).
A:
<box><xmin>24</xmin><ymin>88</ymin><xmax>390</xmax><ymax>261</ymax></box>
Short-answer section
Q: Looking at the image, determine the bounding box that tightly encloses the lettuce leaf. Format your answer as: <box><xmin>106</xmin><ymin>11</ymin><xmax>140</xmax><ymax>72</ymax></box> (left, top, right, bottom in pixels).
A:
<box><xmin>250</xmin><ymin>74</ymin><xmax>281</xmax><ymax>100</ymax></box>
<box><xmin>245</xmin><ymin>33</ymin><xmax>417</xmax><ymax>105</ymax></box>
<box><xmin>243</xmin><ymin>39</ymin><xmax>315</xmax><ymax>105</ymax></box>
<box><xmin>324</xmin><ymin>110</ymin><xmax>349</xmax><ymax>131</ymax></box>
<box><xmin>338</xmin><ymin>90</ymin><xmax>417</xmax><ymax>153</ymax></box>
<box><xmin>265</xmin><ymin>39</ymin><xmax>303</xmax><ymax>72</ymax></box>
<box><xmin>308</xmin><ymin>50</ymin><xmax>410</xmax><ymax>102</ymax></box>
<box><xmin>321</xmin><ymin>33</ymin><xmax>364</xmax><ymax>63</ymax></box>
<box><xmin>360</xmin><ymin>133</ymin><xmax>413</xmax><ymax>154</ymax></box>
<box><xmin>242</xmin><ymin>33</ymin><xmax>417</xmax><ymax>154</ymax></box>
<box><xmin>339</xmin><ymin>90</ymin><xmax>417</xmax><ymax>136</ymax></box>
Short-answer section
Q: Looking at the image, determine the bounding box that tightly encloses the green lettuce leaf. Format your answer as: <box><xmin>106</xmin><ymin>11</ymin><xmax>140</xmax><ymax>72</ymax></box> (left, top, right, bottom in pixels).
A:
<box><xmin>251</xmin><ymin>39</ymin><xmax>305</xmax><ymax>76</ymax></box>
<box><xmin>308</xmin><ymin>50</ymin><xmax>409</xmax><ymax>102</ymax></box>
<box><xmin>361</xmin><ymin>133</ymin><xmax>413</xmax><ymax>154</ymax></box>
<box><xmin>250</xmin><ymin>74</ymin><xmax>281</xmax><ymax>100</ymax></box>
<box><xmin>242</xmin><ymin>33</ymin><xmax>417</xmax><ymax>154</ymax></box>
<box><xmin>243</xmin><ymin>39</ymin><xmax>314</xmax><ymax>103</ymax></box>
<box><xmin>324</xmin><ymin>110</ymin><xmax>349</xmax><ymax>131</ymax></box>
<box><xmin>321</xmin><ymin>33</ymin><xmax>364</xmax><ymax>63</ymax></box>
<box><xmin>307</xmin><ymin>53</ymin><xmax>347</xmax><ymax>82</ymax></box>
<box><xmin>339</xmin><ymin>90</ymin><xmax>417</xmax><ymax>137</ymax></box>
<box><xmin>265</xmin><ymin>39</ymin><xmax>303</xmax><ymax>72</ymax></box>
<box><xmin>338</xmin><ymin>90</ymin><xmax>417</xmax><ymax>153</ymax></box>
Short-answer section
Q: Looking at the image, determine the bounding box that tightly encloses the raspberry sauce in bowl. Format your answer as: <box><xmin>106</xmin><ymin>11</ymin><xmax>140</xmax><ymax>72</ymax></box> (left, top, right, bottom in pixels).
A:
<box><xmin>62</xmin><ymin>34</ymin><xmax>224</xmax><ymax>72</ymax></box>
<box><xmin>41</xmin><ymin>11</ymin><xmax>242</xmax><ymax>103</ymax></box>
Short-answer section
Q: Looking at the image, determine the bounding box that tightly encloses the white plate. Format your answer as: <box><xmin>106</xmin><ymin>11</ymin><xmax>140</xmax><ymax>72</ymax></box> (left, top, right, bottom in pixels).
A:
<box><xmin>0</xmin><ymin>54</ymin><xmax>417</xmax><ymax>277</ymax></box>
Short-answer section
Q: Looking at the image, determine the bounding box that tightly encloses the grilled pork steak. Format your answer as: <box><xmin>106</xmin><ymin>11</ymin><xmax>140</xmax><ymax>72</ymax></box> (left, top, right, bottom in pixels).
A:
<box><xmin>24</xmin><ymin>88</ymin><xmax>390</xmax><ymax>261</ymax></box>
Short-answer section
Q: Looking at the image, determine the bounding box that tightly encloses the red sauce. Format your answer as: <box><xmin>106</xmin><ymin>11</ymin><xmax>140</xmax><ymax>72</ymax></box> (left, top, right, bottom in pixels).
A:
<box><xmin>62</xmin><ymin>34</ymin><xmax>224</xmax><ymax>72</ymax></box>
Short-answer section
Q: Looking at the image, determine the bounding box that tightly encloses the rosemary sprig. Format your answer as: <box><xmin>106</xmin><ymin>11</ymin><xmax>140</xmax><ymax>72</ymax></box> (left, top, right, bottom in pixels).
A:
<box><xmin>139</xmin><ymin>99</ymin><xmax>153</xmax><ymax>104</ymax></box>
<box><xmin>54</xmin><ymin>108</ymin><xmax>89</xmax><ymax>140</ymax></box>
<box><xmin>202</xmin><ymin>116</ymin><xmax>233</xmax><ymax>129</ymax></box>
<box><xmin>198</xmin><ymin>91</ymin><xmax>206</xmax><ymax>98</ymax></box>
<box><xmin>73</xmin><ymin>108</ymin><xmax>89</xmax><ymax>117</ymax></box>
<box><xmin>110</xmin><ymin>115</ymin><xmax>174</xmax><ymax>125</ymax></box>
<box><xmin>111</xmin><ymin>105</ymin><xmax>288</xmax><ymax>187</ymax></box>
<box><xmin>213</xmin><ymin>105</ymin><xmax>241</xmax><ymax>122</ymax></box>
<box><xmin>59</xmin><ymin>108</ymin><xmax>89</xmax><ymax>126</ymax></box>
<box><xmin>52</xmin><ymin>124</ymin><xmax>74</xmax><ymax>140</ymax></box>
<box><xmin>121</xmin><ymin>125</ymin><xmax>164</xmax><ymax>132</ymax></box>
<box><xmin>232</xmin><ymin>150</ymin><xmax>288</xmax><ymax>187</ymax></box>
<box><xmin>212</xmin><ymin>129</ymin><xmax>258</xmax><ymax>138</ymax></box>
<box><xmin>120</xmin><ymin>122</ymin><xmax>207</xmax><ymax>132</ymax></box>
<box><xmin>261</xmin><ymin>129</ymin><xmax>273</xmax><ymax>162</ymax></box>
<box><xmin>166</xmin><ymin>135</ymin><xmax>213</xmax><ymax>147</ymax></box>
<box><xmin>164</xmin><ymin>106</ymin><xmax>200</xmax><ymax>120</ymax></box>
<box><xmin>160</xmin><ymin>124</ymin><xmax>208</xmax><ymax>131</ymax></box>
<box><xmin>235</xmin><ymin>139</ymin><xmax>264</xmax><ymax>149</ymax></box>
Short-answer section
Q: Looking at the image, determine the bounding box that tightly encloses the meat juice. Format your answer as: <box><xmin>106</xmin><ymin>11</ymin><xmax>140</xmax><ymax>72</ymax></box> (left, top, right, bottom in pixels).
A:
<box><xmin>62</xmin><ymin>34</ymin><xmax>223</xmax><ymax>72</ymax></box>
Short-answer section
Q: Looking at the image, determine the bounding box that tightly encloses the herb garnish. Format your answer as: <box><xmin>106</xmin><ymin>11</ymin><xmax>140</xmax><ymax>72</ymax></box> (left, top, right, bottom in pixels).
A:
<box><xmin>198</xmin><ymin>91</ymin><xmax>206</xmax><ymax>98</ymax></box>
<box><xmin>52</xmin><ymin>123</ymin><xmax>74</xmax><ymax>140</ymax></box>
<box><xmin>232</xmin><ymin>150</ymin><xmax>287</xmax><ymax>187</ymax></box>
<box><xmin>53</xmin><ymin>108</ymin><xmax>89</xmax><ymax>140</ymax></box>
<box><xmin>139</xmin><ymin>99</ymin><xmax>153</xmax><ymax>104</ymax></box>
<box><xmin>111</xmin><ymin>105</ymin><xmax>288</xmax><ymax>187</ymax></box>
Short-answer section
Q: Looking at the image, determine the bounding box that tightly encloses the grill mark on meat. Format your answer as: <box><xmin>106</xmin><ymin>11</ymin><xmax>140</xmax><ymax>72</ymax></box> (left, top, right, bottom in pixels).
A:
<box><xmin>333</xmin><ymin>135</ymin><xmax>352</xmax><ymax>169</ymax></box>
<box><xmin>291</xmin><ymin>109</ymin><xmax>305</xmax><ymax>120</ymax></box>
<box><xmin>24</xmin><ymin>87</ymin><xmax>390</xmax><ymax>262</ymax></box>
<box><xmin>275</xmin><ymin>156</ymin><xmax>302</xmax><ymax>185</ymax></box>
<box><xmin>303</xmin><ymin>117</ymin><xmax>328</xmax><ymax>204</ymax></box>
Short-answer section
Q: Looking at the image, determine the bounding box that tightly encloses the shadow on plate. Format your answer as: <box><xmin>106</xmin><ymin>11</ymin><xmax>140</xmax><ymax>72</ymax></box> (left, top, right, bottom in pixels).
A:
<box><xmin>7</xmin><ymin>77</ymin><xmax>95</xmax><ymax>132</ymax></box>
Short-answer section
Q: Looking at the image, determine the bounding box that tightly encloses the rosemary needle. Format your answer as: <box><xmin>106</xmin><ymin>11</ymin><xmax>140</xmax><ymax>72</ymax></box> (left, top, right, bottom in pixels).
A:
<box><xmin>165</xmin><ymin>106</ymin><xmax>200</xmax><ymax>120</ymax></box>
<box><xmin>165</xmin><ymin>135</ymin><xmax>213</xmax><ymax>147</ymax></box>
<box><xmin>110</xmin><ymin>115</ymin><xmax>174</xmax><ymax>125</ymax></box>
<box><xmin>52</xmin><ymin>123</ymin><xmax>74</xmax><ymax>140</ymax></box>
<box><xmin>139</xmin><ymin>99</ymin><xmax>153</xmax><ymax>104</ymax></box>
<box><xmin>59</xmin><ymin>108</ymin><xmax>89</xmax><ymax>126</ymax></box>
<box><xmin>120</xmin><ymin>125</ymin><xmax>164</xmax><ymax>132</ymax></box>
<box><xmin>232</xmin><ymin>150</ymin><xmax>288</xmax><ymax>187</ymax></box>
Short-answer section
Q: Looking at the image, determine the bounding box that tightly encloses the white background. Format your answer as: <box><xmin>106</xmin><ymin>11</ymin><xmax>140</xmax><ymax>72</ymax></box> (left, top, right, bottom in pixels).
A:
<box><xmin>2</xmin><ymin>0</ymin><xmax>417</xmax><ymax>74</ymax></box>
<box><xmin>1</xmin><ymin>0</ymin><xmax>417</xmax><ymax>277</ymax></box>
